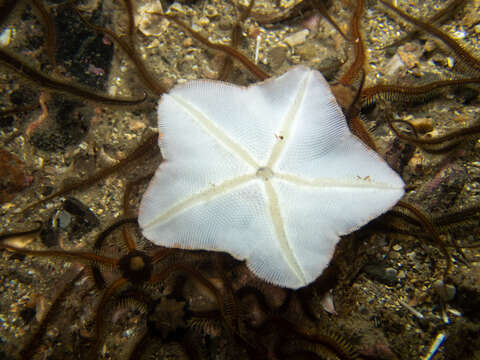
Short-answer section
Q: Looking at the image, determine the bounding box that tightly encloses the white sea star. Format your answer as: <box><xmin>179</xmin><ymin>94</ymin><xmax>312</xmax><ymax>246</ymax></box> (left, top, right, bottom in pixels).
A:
<box><xmin>139</xmin><ymin>66</ymin><xmax>404</xmax><ymax>289</ymax></box>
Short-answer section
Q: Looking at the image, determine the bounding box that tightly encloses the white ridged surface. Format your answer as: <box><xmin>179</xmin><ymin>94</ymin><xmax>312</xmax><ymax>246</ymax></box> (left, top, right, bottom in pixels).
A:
<box><xmin>139</xmin><ymin>66</ymin><xmax>405</xmax><ymax>289</ymax></box>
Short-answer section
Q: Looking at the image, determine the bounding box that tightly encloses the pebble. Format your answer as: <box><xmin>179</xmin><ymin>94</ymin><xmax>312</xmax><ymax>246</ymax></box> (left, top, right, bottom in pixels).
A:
<box><xmin>385</xmin><ymin>267</ymin><xmax>398</xmax><ymax>282</ymax></box>
<box><xmin>384</xmin><ymin>53</ymin><xmax>404</xmax><ymax>76</ymax></box>
<box><xmin>57</xmin><ymin>211</ymin><xmax>73</xmax><ymax>229</ymax></box>
<box><xmin>129</xmin><ymin>119</ymin><xmax>146</xmax><ymax>131</ymax></box>
<box><xmin>392</xmin><ymin>244</ymin><xmax>402</xmax><ymax>251</ymax></box>
<box><xmin>135</xmin><ymin>1</ymin><xmax>165</xmax><ymax>36</ymax></box>
<box><xmin>204</xmin><ymin>5</ymin><xmax>219</xmax><ymax>18</ymax></box>
<box><xmin>247</xmin><ymin>24</ymin><xmax>261</xmax><ymax>38</ymax></box>
<box><xmin>433</xmin><ymin>280</ymin><xmax>456</xmax><ymax>302</ymax></box>
<box><xmin>191</xmin><ymin>23</ymin><xmax>202</xmax><ymax>32</ymax></box>
<box><xmin>406</xmin><ymin>251</ymin><xmax>416</xmax><ymax>260</ymax></box>
<box><xmin>364</xmin><ymin>264</ymin><xmax>398</xmax><ymax>284</ymax></box>
<box><xmin>269</xmin><ymin>46</ymin><xmax>287</xmax><ymax>70</ymax></box>
<box><xmin>284</xmin><ymin>29</ymin><xmax>309</xmax><ymax>47</ymax></box>
<box><xmin>198</xmin><ymin>17</ymin><xmax>210</xmax><ymax>27</ymax></box>
<box><xmin>183</xmin><ymin>38</ymin><xmax>193</xmax><ymax>47</ymax></box>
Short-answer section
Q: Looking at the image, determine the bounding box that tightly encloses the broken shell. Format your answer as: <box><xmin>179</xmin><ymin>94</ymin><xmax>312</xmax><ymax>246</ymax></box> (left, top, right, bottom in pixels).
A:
<box><xmin>409</xmin><ymin>117</ymin><xmax>434</xmax><ymax>135</ymax></box>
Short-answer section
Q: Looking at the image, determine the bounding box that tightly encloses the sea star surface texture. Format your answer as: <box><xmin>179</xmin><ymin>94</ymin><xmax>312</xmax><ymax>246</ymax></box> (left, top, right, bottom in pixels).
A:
<box><xmin>139</xmin><ymin>66</ymin><xmax>405</xmax><ymax>289</ymax></box>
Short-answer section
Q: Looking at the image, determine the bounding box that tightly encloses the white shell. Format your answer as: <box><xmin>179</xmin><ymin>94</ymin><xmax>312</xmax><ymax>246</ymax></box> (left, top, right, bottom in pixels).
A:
<box><xmin>139</xmin><ymin>66</ymin><xmax>404</xmax><ymax>289</ymax></box>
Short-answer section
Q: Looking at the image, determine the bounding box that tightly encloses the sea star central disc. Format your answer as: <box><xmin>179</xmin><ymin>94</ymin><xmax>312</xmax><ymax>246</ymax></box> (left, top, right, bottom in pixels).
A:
<box><xmin>139</xmin><ymin>66</ymin><xmax>404</xmax><ymax>289</ymax></box>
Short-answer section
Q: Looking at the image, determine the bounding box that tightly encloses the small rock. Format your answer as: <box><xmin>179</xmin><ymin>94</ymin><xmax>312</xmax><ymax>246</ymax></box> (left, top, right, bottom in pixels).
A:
<box><xmin>129</xmin><ymin>119</ymin><xmax>147</xmax><ymax>131</ymax></box>
<box><xmin>177</xmin><ymin>56</ymin><xmax>197</xmax><ymax>73</ymax></box>
<box><xmin>183</xmin><ymin>37</ymin><xmax>193</xmax><ymax>47</ymax></box>
<box><xmin>433</xmin><ymin>280</ymin><xmax>456</xmax><ymax>302</ymax></box>
<box><xmin>247</xmin><ymin>24</ymin><xmax>260</xmax><ymax>38</ymax></box>
<box><xmin>385</xmin><ymin>267</ymin><xmax>398</xmax><ymax>282</ymax></box>
<box><xmin>198</xmin><ymin>16</ymin><xmax>210</xmax><ymax>27</ymax></box>
<box><xmin>392</xmin><ymin>244</ymin><xmax>402</xmax><ymax>251</ymax></box>
<box><xmin>269</xmin><ymin>46</ymin><xmax>287</xmax><ymax>70</ymax></box>
<box><xmin>384</xmin><ymin>53</ymin><xmax>404</xmax><ymax>76</ymax></box>
<box><xmin>57</xmin><ymin>211</ymin><xmax>73</xmax><ymax>229</ymax></box>
<box><xmin>204</xmin><ymin>5</ymin><xmax>218</xmax><ymax>18</ymax></box>
<box><xmin>284</xmin><ymin>29</ymin><xmax>309</xmax><ymax>47</ymax></box>
<box><xmin>364</xmin><ymin>264</ymin><xmax>398</xmax><ymax>285</ymax></box>
<box><xmin>406</xmin><ymin>251</ymin><xmax>416</xmax><ymax>260</ymax></box>
<box><xmin>135</xmin><ymin>1</ymin><xmax>165</xmax><ymax>36</ymax></box>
